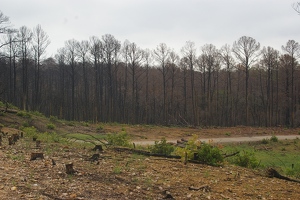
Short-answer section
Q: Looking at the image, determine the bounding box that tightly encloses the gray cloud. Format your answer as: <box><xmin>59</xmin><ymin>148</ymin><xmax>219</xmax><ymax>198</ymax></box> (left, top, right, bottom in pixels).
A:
<box><xmin>1</xmin><ymin>0</ymin><xmax>299</xmax><ymax>56</ymax></box>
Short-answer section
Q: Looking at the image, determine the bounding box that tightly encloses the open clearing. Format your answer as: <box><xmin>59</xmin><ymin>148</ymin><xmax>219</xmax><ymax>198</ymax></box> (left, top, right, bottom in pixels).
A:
<box><xmin>1</xmin><ymin>111</ymin><xmax>300</xmax><ymax>199</ymax></box>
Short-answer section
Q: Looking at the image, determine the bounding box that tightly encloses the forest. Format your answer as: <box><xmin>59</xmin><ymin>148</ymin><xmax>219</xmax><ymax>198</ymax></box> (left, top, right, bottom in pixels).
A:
<box><xmin>0</xmin><ymin>11</ymin><xmax>299</xmax><ymax>127</ymax></box>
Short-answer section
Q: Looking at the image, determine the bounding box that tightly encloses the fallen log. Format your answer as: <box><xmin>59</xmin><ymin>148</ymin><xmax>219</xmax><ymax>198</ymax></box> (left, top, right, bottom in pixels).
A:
<box><xmin>113</xmin><ymin>147</ymin><xmax>181</xmax><ymax>159</ymax></box>
<box><xmin>0</xmin><ymin>108</ymin><xmax>18</xmax><ymax>113</ymax></box>
<box><xmin>266</xmin><ymin>167</ymin><xmax>300</xmax><ymax>183</ymax></box>
<box><xmin>223</xmin><ymin>151</ymin><xmax>240</xmax><ymax>158</ymax></box>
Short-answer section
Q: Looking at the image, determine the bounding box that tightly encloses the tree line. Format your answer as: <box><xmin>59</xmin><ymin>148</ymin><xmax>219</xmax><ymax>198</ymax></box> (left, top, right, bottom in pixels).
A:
<box><xmin>0</xmin><ymin>11</ymin><xmax>300</xmax><ymax>127</ymax></box>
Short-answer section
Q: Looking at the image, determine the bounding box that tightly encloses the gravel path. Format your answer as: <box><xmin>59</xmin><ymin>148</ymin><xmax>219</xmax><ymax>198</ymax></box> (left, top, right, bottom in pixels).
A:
<box><xmin>134</xmin><ymin>135</ymin><xmax>300</xmax><ymax>145</ymax></box>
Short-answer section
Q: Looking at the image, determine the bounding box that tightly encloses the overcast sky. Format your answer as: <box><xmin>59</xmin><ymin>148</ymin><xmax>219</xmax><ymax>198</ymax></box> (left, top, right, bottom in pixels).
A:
<box><xmin>1</xmin><ymin>0</ymin><xmax>299</xmax><ymax>57</ymax></box>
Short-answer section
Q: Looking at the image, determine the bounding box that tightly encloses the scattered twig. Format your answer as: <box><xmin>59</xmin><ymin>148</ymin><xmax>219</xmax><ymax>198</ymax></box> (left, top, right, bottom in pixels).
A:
<box><xmin>188</xmin><ymin>185</ymin><xmax>211</xmax><ymax>192</ymax></box>
<box><xmin>223</xmin><ymin>151</ymin><xmax>240</xmax><ymax>158</ymax></box>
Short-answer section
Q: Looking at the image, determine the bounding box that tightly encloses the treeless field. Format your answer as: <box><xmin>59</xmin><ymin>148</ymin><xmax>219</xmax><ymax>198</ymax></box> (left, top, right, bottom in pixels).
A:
<box><xmin>1</xmin><ymin>112</ymin><xmax>300</xmax><ymax>199</ymax></box>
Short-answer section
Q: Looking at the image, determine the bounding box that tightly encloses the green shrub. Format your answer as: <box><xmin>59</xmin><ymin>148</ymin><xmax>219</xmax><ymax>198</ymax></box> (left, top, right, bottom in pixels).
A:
<box><xmin>232</xmin><ymin>151</ymin><xmax>259</xmax><ymax>169</ymax></box>
<box><xmin>43</xmin><ymin>132</ymin><xmax>61</xmax><ymax>143</ymax></box>
<box><xmin>50</xmin><ymin>115</ymin><xmax>58</xmax><ymax>122</ymax></box>
<box><xmin>96</xmin><ymin>124</ymin><xmax>104</xmax><ymax>131</ymax></box>
<box><xmin>22</xmin><ymin>126</ymin><xmax>38</xmax><ymax>138</ymax></box>
<box><xmin>270</xmin><ymin>135</ymin><xmax>278</xmax><ymax>142</ymax></box>
<box><xmin>81</xmin><ymin>121</ymin><xmax>89</xmax><ymax>127</ymax></box>
<box><xmin>46</xmin><ymin>123</ymin><xmax>56</xmax><ymax>130</ymax></box>
<box><xmin>225</xmin><ymin>132</ymin><xmax>231</xmax><ymax>136</ymax></box>
<box><xmin>29</xmin><ymin>111</ymin><xmax>44</xmax><ymax>117</ymax></box>
<box><xmin>106</xmin><ymin>131</ymin><xmax>131</xmax><ymax>147</ymax></box>
<box><xmin>149</xmin><ymin>138</ymin><xmax>175</xmax><ymax>156</ymax></box>
<box><xmin>174</xmin><ymin>135</ymin><xmax>223</xmax><ymax>166</ymax></box>
<box><xmin>0</xmin><ymin>111</ymin><xmax>4</xmax><ymax>116</ymax></box>
<box><xmin>261</xmin><ymin>138</ymin><xmax>269</xmax><ymax>144</ymax></box>
<box><xmin>22</xmin><ymin>122</ymin><xmax>30</xmax><ymax>127</ymax></box>
<box><xmin>17</xmin><ymin>111</ymin><xmax>31</xmax><ymax>118</ymax></box>
<box><xmin>0</xmin><ymin>123</ymin><xmax>4</xmax><ymax>129</ymax></box>
<box><xmin>174</xmin><ymin>135</ymin><xmax>200</xmax><ymax>161</ymax></box>
<box><xmin>195</xmin><ymin>143</ymin><xmax>223</xmax><ymax>166</ymax></box>
<box><xmin>286</xmin><ymin>164</ymin><xmax>300</xmax><ymax>179</ymax></box>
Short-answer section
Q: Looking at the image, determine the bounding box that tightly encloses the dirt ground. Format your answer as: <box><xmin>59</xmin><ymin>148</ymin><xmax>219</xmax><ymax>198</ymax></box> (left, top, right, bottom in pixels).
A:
<box><xmin>1</xmin><ymin>112</ymin><xmax>300</xmax><ymax>199</ymax></box>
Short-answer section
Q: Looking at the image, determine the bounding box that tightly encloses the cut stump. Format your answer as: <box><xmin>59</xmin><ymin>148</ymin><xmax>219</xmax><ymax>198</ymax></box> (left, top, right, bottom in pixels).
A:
<box><xmin>92</xmin><ymin>145</ymin><xmax>103</xmax><ymax>151</ymax></box>
<box><xmin>66</xmin><ymin>163</ymin><xmax>76</xmax><ymax>174</ymax></box>
<box><xmin>30</xmin><ymin>152</ymin><xmax>44</xmax><ymax>160</ymax></box>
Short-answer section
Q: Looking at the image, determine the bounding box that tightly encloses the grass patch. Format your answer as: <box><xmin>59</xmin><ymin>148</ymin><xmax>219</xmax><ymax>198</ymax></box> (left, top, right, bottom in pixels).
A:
<box><xmin>46</xmin><ymin>123</ymin><xmax>56</xmax><ymax>130</ymax></box>
<box><xmin>223</xmin><ymin>139</ymin><xmax>300</xmax><ymax>177</ymax></box>
<box><xmin>17</xmin><ymin>111</ymin><xmax>31</xmax><ymax>118</ymax></box>
<box><xmin>66</xmin><ymin>133</ymin><xmax>106</xmax><ymax>141</ymax></box>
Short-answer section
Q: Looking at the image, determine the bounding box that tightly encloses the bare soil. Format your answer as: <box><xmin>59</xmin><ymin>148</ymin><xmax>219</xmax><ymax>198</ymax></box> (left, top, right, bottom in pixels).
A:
<box><xmin>1</xmin><ymin>112</ymin><xmax>300</xmax><ymax>199</ymax></box>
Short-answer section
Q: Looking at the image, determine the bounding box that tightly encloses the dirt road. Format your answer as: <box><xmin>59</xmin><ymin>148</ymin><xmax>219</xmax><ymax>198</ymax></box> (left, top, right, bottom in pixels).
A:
<box><xmin>134</xmin><ymin>135</ymin><xmax>300</xmax><ymax>145</ymax></box>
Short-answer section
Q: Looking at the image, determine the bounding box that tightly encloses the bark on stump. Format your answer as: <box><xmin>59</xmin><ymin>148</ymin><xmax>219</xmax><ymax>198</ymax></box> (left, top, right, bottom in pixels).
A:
<box><xmin>30</xmin><ymin>152</ymin><xmax>44</xmax><ymax>160</ymax></box>
<box><xmin>8</xmin><ymin>136</ymin><xmax>14</xmax><ymax>145</ymax></box>
<box><xmin>36</xmin><ymin>140</ymin><xmax>41</xmax><ymax>148</ymax></box>
<box><xmin>89</xmin><ymin>153</ymin><xmax>100</xmax><ymax>162</ymax></box>
<box><xmin>92</xmin><ymin>145</ymin><xmax>103</xmax><ymax>151</ymax></box>
<box><xmin>66</xmin><ymin>163</ymin><xmax>76</xmax><ymax>174</ymax></box>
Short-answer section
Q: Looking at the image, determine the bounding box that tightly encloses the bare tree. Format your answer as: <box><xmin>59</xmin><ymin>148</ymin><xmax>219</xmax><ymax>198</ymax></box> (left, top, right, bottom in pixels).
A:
<box><xmin>126</xmin><ymin>41</ymin><xmax>144</xmax><ymax>123</ymax></box>
<box><xmin>232</xmin><ymin>36</ymin><xmax>260</xmax><ymax>125</ymax></box>
<box><xmin>201</xmin><ymin>44</ymin><xmax>220</xmax><ymax>125</ymax></box>
<box><xmin>220</xmin><ymin>44</ymin><xmax>235</xmax><ymax>126</ymax></box>
<box><xmin>181</xmin><ymin>41</ymin><xmax>198</xmax><ymax>126</ymax></box>
<box><xmin>17</xmin><ymin>26</ymin><xmax>33</xmax><ymax>110</ymax></box>
<box><xmin>65</xmin><ymin>39</ymin><xmax>78</xmax><ymax>120</ymax></box>
<box><xmin>143</xmin><ymin>48</ymin><xmax>152</xmax><ymax>124</ymax></box>
<box><xmin>293</xmin><ymin>2</ymin><xmax>300</xmax><ymax>14</ymax></box>
<box><xmin>55</xmin><ymin>47</ymin><xmax>67</xmax><ymax>118</ymax></box>
<box><xmin>76</xmin><ymin>40</ymin><xmax>90</xmax><ymax>120</ymax></box>
<box><xmin>90</xmin><ymin>36</ymin><xmax>103</xmax><ymax>122</ymax></box>
<box><xmin>32</xmin><ymin>24</ymin><xmax>50</xmax><ymax>110</ymax></box>
<box><xmin>282</xmin><ymin>40</ymin><xmax>300</xmax><ymax>126</ymax></box>
<box><xmin>261</xmin><ymin>46</ymin><xmax>279</xmax><ymax>126</ymax></box>
<box><xmin>0</xmin><ymin>11</ymin><xmax>10</xmax><ymax>34</ymax></box>
<box><xmin>102</xmin><ymin>34</ymin><xmax>121</xmax><ymax>122</ymax></box>
<box><xmin>168</xmin><ymin>50</ymin><xmax>179</xmax><ymax>123</ymax></box>
<box><xmin>153</xmin><ymin>43</ymin><xmax>170</xmax><ymax>124</ymax></box>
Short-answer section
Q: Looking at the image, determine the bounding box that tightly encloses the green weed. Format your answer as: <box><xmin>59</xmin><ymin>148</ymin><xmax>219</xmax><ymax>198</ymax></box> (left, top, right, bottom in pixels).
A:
<box><xmin>106</xmin><ymin>131</ymin><xmax>131</xmax><ymax>147</ymax></box>
<box><xmin>46</xmin><ymin>123</ymin><xmax>56</xmax><ymax>130</ymax></box>
<box><xmin>149</xmin><ymin>138</ymin><xmax>175</xmax><ymax>156</ymax></box>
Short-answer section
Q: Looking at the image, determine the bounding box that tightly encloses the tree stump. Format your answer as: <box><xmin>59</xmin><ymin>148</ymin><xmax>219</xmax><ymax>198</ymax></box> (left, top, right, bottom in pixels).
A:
<box><xmin>30</xmin><ymin>152</ymin><xmax>44</xmax><ymax>160</ymax></box>
<box><xmin>92</xmin><ymin>145</ymin><xmax>103</xmax><ymax>151</ymax></box>
<box><xmin>36</xmin><ymin>140</ymin><xmax>41</xmax><ymax>148</ymax></box>
<box><xmin>51</xmin><ymin>158</ymin><xmax>56</xmax><ymax>166</ymax></box>
<box><xmin>194</xmin><ymin>152</ymin><xmax>199</xmax><ymax>160</ymax></box>
<box><xmin>20</xmin><ymin>132</ymin><xmax>24</xmax><ymax>138</ymax></box>
<box><xmin>33</xmin><ymin>136</ymin><xmax>37</xmax><ymax>141</ymax></box>
<box><xmin>8</xmin><ymin>136</ymin><xmax>14</xmax><ymax>145</ymax></box>
<box><xmin>66</xmin><ymin>163</ymin><xmax>76</xmax><ymax>174</ymax></box>
<box><xmin>89</xmin><ymin>153</ymin><xmax>100</xmax><ymax>162</ymax></box>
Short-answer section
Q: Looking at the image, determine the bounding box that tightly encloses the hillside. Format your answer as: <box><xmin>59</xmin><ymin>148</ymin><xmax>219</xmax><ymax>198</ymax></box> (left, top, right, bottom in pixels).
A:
<box><xmin>1</xmin><ymin>110</ymin><xmax>300</xmax><ymax>199</ymax></box>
